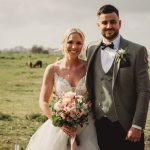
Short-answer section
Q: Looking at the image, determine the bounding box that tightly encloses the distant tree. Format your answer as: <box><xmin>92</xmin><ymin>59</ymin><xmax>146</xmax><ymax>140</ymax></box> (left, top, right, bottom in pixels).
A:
<box><xmin>42</xmin><ymin>50</ymin><xmax>49</xmax><ymax>54</ymax></box>
<box><xmin>30</xmin><ymin>45</ymin><xmax>43</xmax><ymax>53</ymax></box>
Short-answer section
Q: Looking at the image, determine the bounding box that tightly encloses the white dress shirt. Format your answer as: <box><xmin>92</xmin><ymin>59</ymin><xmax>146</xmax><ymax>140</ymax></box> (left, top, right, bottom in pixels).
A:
<box><xmin>100</xmin><ymin>34</ymin><xmax>142</xmax><ymax>130</ymax></box>
<box><xmin>101</xmin><ymin>35</ymin><xmax>120</xmax><ymax>73</ymax></box>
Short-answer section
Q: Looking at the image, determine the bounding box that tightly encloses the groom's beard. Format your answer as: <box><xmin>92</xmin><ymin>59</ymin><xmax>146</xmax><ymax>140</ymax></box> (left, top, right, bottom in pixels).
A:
<box><xmin>102</xmin><ymin>29</ymin><xmax>119</xmax><ymax>41</ymax></box>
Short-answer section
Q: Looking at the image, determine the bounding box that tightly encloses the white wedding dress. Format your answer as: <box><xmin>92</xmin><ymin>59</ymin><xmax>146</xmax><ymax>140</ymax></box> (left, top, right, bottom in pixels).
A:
<box><xmin>26</xmin><ymin>73</ymin><xmax>100</xmax><ymax>150</ymax></box>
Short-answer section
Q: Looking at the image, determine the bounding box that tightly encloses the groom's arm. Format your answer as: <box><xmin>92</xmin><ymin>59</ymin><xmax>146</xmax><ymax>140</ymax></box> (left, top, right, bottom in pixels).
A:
<box><xmin>132</xmin><ymin>45</ymin><xmax>150</xmax><ymax>129</ymax></box>
<box><xmin>126</xmin><ymin>45</ymin><xmax>150</xmax><ymax>142</ymax></box>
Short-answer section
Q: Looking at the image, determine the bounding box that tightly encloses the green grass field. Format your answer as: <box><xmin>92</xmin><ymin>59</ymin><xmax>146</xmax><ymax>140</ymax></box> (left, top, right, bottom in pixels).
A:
<box><xmin>0</xmin><ymin>51</ymin><xmax>150</xmax><ymax>150</ymax></box>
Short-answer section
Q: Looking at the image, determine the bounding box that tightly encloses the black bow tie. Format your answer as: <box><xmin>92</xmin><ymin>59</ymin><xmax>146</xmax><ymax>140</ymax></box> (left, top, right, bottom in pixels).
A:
<box><xmin>100</xmin><ymin>42</ymin><xmax>114</xmax><ymax>50</ymax></box>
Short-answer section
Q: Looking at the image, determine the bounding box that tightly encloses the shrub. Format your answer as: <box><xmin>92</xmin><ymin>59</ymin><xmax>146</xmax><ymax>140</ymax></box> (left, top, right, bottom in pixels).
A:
<box><xmin>0</xmin><ymin>112</ymin><xmax>13</xmax><ymax>121</ymax></box>
<box><xmin>25</xmin><ymin>113</ymin><xmax>47</xmax><ymax>122</ymax></box>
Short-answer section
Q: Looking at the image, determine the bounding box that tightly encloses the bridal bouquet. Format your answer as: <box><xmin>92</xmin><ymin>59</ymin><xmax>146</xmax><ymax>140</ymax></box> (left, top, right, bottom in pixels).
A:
<box><xmin>50</xmin><ymin>91</ymin><xmax>91</xmax><ymax>128</ymax></box>
<box><xmin>50</xmin><ymin>91</ymin><xmax>91</xmax><ymax>150</ymax></box>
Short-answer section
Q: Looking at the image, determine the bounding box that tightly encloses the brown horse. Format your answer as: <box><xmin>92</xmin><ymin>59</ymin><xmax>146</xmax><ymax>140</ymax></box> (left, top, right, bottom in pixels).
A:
<box><xmin>33</xmin><ymin>60</ymin><xmax>42</xmax><ymax>68</ymax></box>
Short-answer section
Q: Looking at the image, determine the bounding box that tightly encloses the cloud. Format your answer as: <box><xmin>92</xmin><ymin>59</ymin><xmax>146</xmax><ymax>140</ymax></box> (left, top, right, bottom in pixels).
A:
<box><xmin>0</xmin><ymin>0</ymin><xmax>150</xmax><ymax>51</ymax></box>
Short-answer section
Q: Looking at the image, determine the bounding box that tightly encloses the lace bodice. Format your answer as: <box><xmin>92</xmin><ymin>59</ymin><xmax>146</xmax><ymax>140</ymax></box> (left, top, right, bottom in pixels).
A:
<box><xmin>26</xmin><ymin>74</ymin><xmax>100</xmax><ymax>150</ymax></box>
<box><xmin>53</xmin><ymin>73</ymin><xmax>87</xmax><ymax>98</ymax></box>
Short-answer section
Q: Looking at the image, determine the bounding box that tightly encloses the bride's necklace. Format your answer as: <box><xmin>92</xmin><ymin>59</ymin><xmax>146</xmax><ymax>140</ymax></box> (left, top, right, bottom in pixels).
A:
<box><xmin>63</xmin><ymin>58</ymin><xmax>80</xmax><ymax>86</ymax></box>
<box><xmin>66</xmin><ymin>68</ymin><xmax>75</xmax><ymax>83</ymax></box>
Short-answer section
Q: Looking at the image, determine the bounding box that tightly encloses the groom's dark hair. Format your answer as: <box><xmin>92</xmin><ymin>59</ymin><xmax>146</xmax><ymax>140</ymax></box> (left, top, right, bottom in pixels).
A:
<box><xmin>97</xmin><ymin>4</ymin><xmax>119</xmax><ymax>17</ymax></box>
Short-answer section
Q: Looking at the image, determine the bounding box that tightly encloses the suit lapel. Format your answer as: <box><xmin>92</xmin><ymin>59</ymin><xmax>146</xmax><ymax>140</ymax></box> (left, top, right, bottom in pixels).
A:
<box><xmin>86</xmin><ymin>41</ymin><xmax>101</xmax><ymax>72</ymax></box>
<box><xmin>112</xmin><ymin>58</ymin><xmax>120</xmax><ymax>88</ymax></box>
<box><xmin>112</xmin><ymin>37</ymin><xmax>129</xmax><ymax>89</ymax></box>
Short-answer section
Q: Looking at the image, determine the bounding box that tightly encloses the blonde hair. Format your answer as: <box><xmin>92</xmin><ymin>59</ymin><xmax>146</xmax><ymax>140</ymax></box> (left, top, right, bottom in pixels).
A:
<box><xmin>60</xmin><ymin>27</ymin><xmax>85</xmax><ymax>51</ymax></box>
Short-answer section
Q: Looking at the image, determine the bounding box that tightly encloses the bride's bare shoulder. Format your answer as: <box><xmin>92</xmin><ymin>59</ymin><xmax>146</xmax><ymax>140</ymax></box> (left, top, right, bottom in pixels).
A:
<box><xmin>45</xmin><ymin>59</ymin><xmax>63</xmax><ymax>74</ymax></box>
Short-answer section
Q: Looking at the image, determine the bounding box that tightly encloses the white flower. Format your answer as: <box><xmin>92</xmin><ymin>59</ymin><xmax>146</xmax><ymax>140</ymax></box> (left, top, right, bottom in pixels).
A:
<box><xmin>76</xmin><ymin>95</ymin><xmax>84</xmax><ymax>103</ymax></box>
<box><xmin>118</xmin><ymin>48</ymin><xmax>126</xmax><ymax>54</ymax></box>
<box><xmin>115</xmin><ymin>48</ymin><xmax>128</xmax><ymax>62</ymax></box>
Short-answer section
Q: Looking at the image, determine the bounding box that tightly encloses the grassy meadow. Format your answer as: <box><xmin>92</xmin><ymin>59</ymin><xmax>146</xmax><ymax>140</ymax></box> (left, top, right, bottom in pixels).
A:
<box><xmin>0</xmin><ymin>51</ymin><xmax>150</xmax><ymax>150</ymax></box>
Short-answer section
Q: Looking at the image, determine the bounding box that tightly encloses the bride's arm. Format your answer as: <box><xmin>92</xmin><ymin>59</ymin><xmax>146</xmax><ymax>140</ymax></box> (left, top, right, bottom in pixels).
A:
<box><xmin>39</xmin><ymin>63</ymin><xmax>77</xmax><ymax>137</ymax></box>
<box><xmin>39</xmin><ymin>64</ymin><xmax>54</xmax><ymax>120</ymax></box>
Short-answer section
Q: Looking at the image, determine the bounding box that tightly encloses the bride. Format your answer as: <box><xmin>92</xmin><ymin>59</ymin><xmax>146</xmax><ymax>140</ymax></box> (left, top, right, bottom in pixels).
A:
<box><xmin>26</xmin><ymin>28</ymin><xmax>99</xmax><ymax>150</ymax></box>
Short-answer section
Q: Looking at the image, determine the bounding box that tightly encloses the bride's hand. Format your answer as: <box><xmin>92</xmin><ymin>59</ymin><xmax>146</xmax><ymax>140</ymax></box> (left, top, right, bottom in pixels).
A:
<box><xmin>61</xmin><ymin>126</ymin><xmax>77</xmax><ymax>137</ymax></box>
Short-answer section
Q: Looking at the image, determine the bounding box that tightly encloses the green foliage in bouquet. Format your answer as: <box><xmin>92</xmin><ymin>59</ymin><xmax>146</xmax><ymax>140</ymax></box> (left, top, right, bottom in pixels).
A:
<box><xmin>49</xmin><ymin>92</ymin><xmax>91</xmax><ymax>128</ymax></box>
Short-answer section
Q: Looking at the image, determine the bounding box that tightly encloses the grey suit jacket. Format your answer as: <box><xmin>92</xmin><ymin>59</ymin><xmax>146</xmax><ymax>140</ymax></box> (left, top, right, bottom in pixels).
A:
<box><xmin>86</xmin><ymin>36</ymin><xmax>150</xmax><ymax>130</ymax></box>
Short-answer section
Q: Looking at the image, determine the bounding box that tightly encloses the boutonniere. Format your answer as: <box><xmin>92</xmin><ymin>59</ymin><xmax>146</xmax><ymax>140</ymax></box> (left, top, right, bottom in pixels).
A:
<box><xmin>115</xmin><ymin>48</ymin><xmax>128</xmax><ymax>63</ymax></box>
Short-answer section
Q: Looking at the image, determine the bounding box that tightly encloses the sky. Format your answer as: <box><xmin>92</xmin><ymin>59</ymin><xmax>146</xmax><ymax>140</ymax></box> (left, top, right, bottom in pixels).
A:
<box><xmin>0</xmin><ymin>0</ymin><xmax>150</xmax><ymax>53</ymax></box>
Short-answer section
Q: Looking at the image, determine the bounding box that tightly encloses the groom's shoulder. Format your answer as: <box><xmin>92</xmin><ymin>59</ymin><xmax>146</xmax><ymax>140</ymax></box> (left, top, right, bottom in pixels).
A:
<box><xmin>122</xmin><ymin>37</ymin><xmax>146</xmax><ymax>49</ymax></box>
<box><xmin>121</xmin><ymin>37</ymin><xmax>148</xmax><ymax>56</ymax></box>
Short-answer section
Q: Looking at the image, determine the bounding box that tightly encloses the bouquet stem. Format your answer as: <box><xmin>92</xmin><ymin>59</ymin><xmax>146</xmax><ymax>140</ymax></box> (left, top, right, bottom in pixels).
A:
<box><xmin>71</xmin><ymin>132</ymin><xmax>77</xmax><ymax>150</ymax></box>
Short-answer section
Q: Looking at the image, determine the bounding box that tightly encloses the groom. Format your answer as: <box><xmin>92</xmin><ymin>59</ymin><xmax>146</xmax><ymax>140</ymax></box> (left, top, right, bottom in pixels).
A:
<box><xmin>86</xmin><ymin>4</ymin><xmax>150</xmax><ymax>150</ymax></box>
